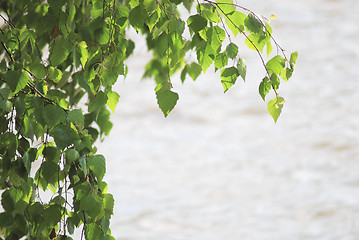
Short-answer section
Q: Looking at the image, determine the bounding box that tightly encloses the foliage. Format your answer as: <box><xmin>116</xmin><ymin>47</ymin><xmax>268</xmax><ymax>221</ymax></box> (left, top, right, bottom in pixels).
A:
<box><xmin>0</xmin><ymin>0</ymin><xmax>297</xmax><ymax>239</ymax></box>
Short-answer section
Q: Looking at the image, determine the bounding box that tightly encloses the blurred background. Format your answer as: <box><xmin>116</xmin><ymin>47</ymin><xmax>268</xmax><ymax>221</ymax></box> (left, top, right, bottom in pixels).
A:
<box><xmin>97</xmin><ymin>0</ymin><xmax>359</xmax><ymax>239</ymax></box>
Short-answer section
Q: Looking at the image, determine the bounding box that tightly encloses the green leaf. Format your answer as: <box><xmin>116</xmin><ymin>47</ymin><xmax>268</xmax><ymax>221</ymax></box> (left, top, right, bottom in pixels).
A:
<box><xmin>129</xmin><ymin>5</ymin><xmax>147</xmax><ymax>31</ymax></box>
<box><xmin>187</xmin><ymin>14</ymin><xmax>207</xmax><ymax>33</ymax></box>
<box><xmin>266</xmin><ymin>55</ymin><xmax>285</xmax><ymax>75</ymax></box>
<box><xmin>43</xmin><ymin>204</ymin><xmax>62</xmax><ymax>226</ymax></box>
<box><xmin>79</xmin><ymin>155</ymin><xmax>88</xmax><ymax>176</ymax></box>
<box><xmin>41</xmin><ymin>161</ymin><xmax>58</xmax><ymax>186</ymax></box>
<box><xmin>280</xmin><ymin>68</ymin><xmax>293</xmax><ymax>81</ymax></box>
<box><xmin>244</xmin><ymin>13</ymin><xmax>263</xmax><ymax>34</ymax></box>
<box><xmin>143</xmin><ymin>0</ymin><xmax>157</xmax><ymax>13</ymax></box>
<box><xmin>214</xmin><ymin>52</ymin><xmax>228</xmax><ymax>71</ymax></box>
<box><xmin>96</xmin><ymin>26</ymin><xmax>110</xmax><ymax>45</ymax></box>
<box><xmin>91</xmin><ymin>0</ymin><xmax>103</xmax><ymax>19</ymax></box>
<box><xmin>85</xmin><ymin>223</ymin><xmax>103</xmax><ymax>239</ymax></box>
<box><xmin>226</xmin><ymin>43</ymin><xmax>238</xmax><ymax>59</ymax></box>
<box><xmin>259</xmin><ymin>77</ymin><xmax>271</xmax><ymax>101</ymax></box>
<box><xmin>220</xmin><ymin>67</ymin><xmax>239</xmax><ymax>93</ymax></box>
<box><xmin>51</xmin><ymin>124</ymin><xmax>71</xmax><ymax>150</ymax></box>
<box><xmin>147</xmin><ymin>10</ymin><xmax>159</xmax><ymax>32</ymax></box>
<box><xmin>215</xmin><ymin>0</ymin><xmax>235</xmax><ymax>15</ymax></box>
<box><xmin>5</xmin><ymin>71</ymin><xmax>29</xmax><ymax>95</ymax></box>
<box><xmin>42</xmin><ymin>104</ymin><xmax>66</xmax><ymax>127</ymax></box>
<box><xmin>290</xmin><ymin>51</ymin><xmax>298</xmax><ymax>65</ymax></box>
<box><xmin>48</xmin><ymin>67</ymin><xmax>63</xmax><ymax>83</ymax></box>
<box><xmin>67</xmin><ymin>109</ymin><xmax>84</xmax><ymax>128</ymax></box>
<box><xmin>80</xmin><ymin>194</ymin><xmax>103</xmax><ymax>219</ymax></box>
<box><xmin>267</xmin><ymin>97</ymin><xmax>285</xmax><ymax>123</ymax></box>
<box><xmin>270</xmin><ymin>74</ymin><xmax>280</xmax><ymax>91</ymax></box>
<box><xmin>103</xmin><ymin>193</ymin><xmax>114</xmax><ymax>215</ymax></box>
<box><xmin>245</xmin><ymin>33</ymin><xmax>266</xmax><ymax>53</ymax></box>
<box><xmin>237</xmin><ymin>57</ymin><xmax>247</xmax><ymax>81</ymax></box>
<box><xmin>87</xmin><ymin>154</ymin><xmax>106</xmax><ymax>181</ymax></box>
<box><xmin>43</xmin><ymin>146</ymin><xmax>60</xmax><ymax>163</ymax></box>
<box><xmin>78</xmin><ymin>41</ymin><xmax>89</xmax><ymax>68</ymax></box>
<box><xmin>50</xmin><ymin>36</ymin><xmax>72</xmax><ymax>66</ymax></box>
<box><xmin>96</xmin><ymin>108</ymin><xmax>113</xmax><ymax>136</ymax></box>
<box><xmin>225</xmin><ymin>11</ymin><xmax>246</xmax><ymax>36</ymax></box>
<box><xmin>199</xmin><ymin>4</ymin><xmax>220</xmax><ymax>23</ymax></box>
<box><xmin>30</xmin><ymin>62</ymin><xmax>46</xmax><ymax>79</ymax></box>
<box><xmin>65</xmin><ymin>149</ymin><xmax>80</xmax><ymax>163</ymax></box>
<box><xmin>156</xmin><ymin>90</ymin><xmax>179</xmax><ymax>117</ymax></box>
<box><xmin>106</xmin><ymin>91</ymin><xmax>120</xmax><ymax>113</ymax></box>
<box><xmin>187</xmin><ymin>62</ymin><xmax>202</xmax><ymax>81</ymax></box>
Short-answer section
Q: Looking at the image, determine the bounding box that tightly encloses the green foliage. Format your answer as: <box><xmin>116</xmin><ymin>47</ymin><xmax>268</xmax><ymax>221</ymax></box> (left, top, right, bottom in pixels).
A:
<box><xmin>0</xmin><ymin>0</ymin><xmax>297</xmax><ymax>239</ymax></box>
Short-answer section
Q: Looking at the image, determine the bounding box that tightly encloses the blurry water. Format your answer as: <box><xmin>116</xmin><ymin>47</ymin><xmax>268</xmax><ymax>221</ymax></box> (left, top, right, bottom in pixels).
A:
<box><xmin>97</xmin><ymin>0</ymin><xmax>359</xmax><ymax>239</ymax></box>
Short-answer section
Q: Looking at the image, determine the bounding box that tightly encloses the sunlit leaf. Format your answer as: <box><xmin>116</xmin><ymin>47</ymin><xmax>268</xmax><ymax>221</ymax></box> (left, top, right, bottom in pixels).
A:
<box><xmin>225</xmin><ymin>11</ymin><xmax>246</xmax><ymax>36</ymax></box>
<box><xmin>266</xmin><ymin>55</ymin><xmax>285</xmax><ymax>75</ymax></box>
<box><xmin>215</xmin><ymin>0</ymin><xmax>235</xmax><ymax>15</ymax></box>
<box><xmin>267</xmin><ymin>97</ymin><xmax>285</xmax><ymax>123</ymax></box>
<box><xmin>106</xmin><ymin>91</ymin><xmax>120</xmax><ymax>113</ymax></box>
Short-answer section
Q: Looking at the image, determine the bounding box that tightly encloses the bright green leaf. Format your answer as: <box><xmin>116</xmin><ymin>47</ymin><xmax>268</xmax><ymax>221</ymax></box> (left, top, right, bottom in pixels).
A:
<box><xmin>290</xmin><ymin>51</ymin><xmax>298</xmax><ymax>65</ymax></box>
<box><xmin>78</xmin><ymin>41</ymin><xmax>89</xmax><ymax>68</ymax></box>
<box><xmin>266</xmin><ymin>55</ymin><xmax>285</xmax><ymax>75</ymax></box>
<box><xmin>225</xmin><ymin>11</ymin><xmax>246</xmax><ymax>36</ymax></box>
<box><xmin>245</xmin><ymin>33</ymin><xmax>266</xmax><ymax>53</ymax></box>
<box><xmin>215</xmin><ymin>0</ymin><xmax>235</xmax><ymax>15</ymax></box>
<box><xmin>267</xmin><ymin>97</ymin><xmax>285</xmax><ymax>123</ymax></box>
<box><xmin>106</xmin><ymin>91</ymin><xmax>120</xmax><ymax>113</ymax></box>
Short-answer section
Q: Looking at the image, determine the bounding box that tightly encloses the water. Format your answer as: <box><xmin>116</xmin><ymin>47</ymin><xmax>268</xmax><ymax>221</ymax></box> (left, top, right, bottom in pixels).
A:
<box><xmin>97</xmin><ymin>0</ymin><xmax>359</xmax><ymax>239</ymax></box>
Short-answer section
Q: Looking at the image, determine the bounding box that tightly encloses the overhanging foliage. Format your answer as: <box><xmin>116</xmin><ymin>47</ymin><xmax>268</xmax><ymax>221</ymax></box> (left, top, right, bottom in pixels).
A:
<box><xmin>0</xmin><ymin>0</ymin><xmax>297</xmax><ymax>239</ymax></box>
